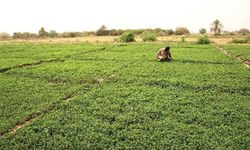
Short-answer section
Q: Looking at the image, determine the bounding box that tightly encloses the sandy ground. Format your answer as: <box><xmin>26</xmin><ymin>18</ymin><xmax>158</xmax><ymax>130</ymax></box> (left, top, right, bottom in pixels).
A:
<box><xmin>0</xmin><ymin>35</ymin><xmax>245</xmax><ymax>44</ymax></box>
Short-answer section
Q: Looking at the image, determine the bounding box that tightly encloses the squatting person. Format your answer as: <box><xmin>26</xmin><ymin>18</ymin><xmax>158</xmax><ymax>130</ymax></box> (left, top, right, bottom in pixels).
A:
<box><xmin>156</xmin><ymin>46</ymin><xmax>172</xmax><ymax>61</ymax></box>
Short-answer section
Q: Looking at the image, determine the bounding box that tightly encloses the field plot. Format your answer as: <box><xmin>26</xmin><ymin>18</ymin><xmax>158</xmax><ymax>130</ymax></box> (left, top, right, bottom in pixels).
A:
<box><xmin>221</xmin><ymin>44</ymin><xmax>250</xmax><ymax>61</ymax></box>
<box><xmin>0</xmin><ymin>43</ymin><xmax>249</xmax><ymax>149</ymax></box>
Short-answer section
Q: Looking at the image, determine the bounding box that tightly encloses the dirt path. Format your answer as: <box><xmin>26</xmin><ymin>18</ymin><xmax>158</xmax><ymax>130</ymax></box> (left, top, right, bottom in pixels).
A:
<box><xmin>0</xmin><ymin>59</ymin><xmax>65</xmax><ymax>73</ymax></box>
<box><xmin>216</xmin><ymin>46</ymin><xmax>250</xmax><ymax>68</ymax></box>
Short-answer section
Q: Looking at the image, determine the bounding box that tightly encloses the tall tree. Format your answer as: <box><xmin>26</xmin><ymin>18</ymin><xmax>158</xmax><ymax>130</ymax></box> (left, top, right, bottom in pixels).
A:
<box><xmin>96</xmin><ymin>25</ymin><xmax>109</xmax><ymax>36</ymax></box>
<box><xmin>210</xmin><ymin>19</ymin><xmax>223</xmax><ymax>35</ymax></box>
<box><xmin>38</xmin><ymin>27</ymin><xmax>48</xmax><ymax>37</ymax></box>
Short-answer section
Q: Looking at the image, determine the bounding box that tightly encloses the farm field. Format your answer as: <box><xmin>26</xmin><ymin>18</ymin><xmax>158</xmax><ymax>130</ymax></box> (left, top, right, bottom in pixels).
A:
<box><xmin>0</xmin><ymin>43</ymin><xmax>249</xmax><ymax>149</ymax></box>
<box><xmin>221</xmin><ymin>44</ymin><xmax>250</xmax><ymax>61</ymax></box>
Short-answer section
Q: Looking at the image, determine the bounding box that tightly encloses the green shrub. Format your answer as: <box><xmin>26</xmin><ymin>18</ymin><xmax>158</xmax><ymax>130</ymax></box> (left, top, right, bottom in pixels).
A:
<box><xmin>120</xmin><ymin>32</ymin><xmax>135</xmax><ymax>43</ymax></box>
<box><xmin>231</xmin><ymin>36</ymin><xmax>250</xmax><ymax>44</ymax></box>
<box><xmin>196</xmin><ymin>35</ymin><xmax>210</xmax><ymax>44</ymax></box>
<box><xmin>141</xmin><ymin>31</ymin><xmax>157</xmax><ymax>42</ymax></box>
<box><xmin>180</xmin><ymin>36</ymin><xmax>186</xmax><ymax>43</ymax></box>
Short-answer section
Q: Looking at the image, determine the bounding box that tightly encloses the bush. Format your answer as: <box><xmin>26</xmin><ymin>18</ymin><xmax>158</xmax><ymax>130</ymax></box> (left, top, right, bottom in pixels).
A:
<box><xmin>238</xmin><ymin>28</ymin><xmax>250</xmax><ymax>35</ymax></box>
<box><xmin>166</xmin><ymin>29</ymin><xmax>174</xmax><ymax>35</ymax></box>
<box><xmin>0</xmin><ymin>32</ymin><xmax>11</xmax><ymax>39</ymax></box>
<box><xmin>199</xmin><ymin>28</ymin><xmax>207</xmax><ymax>34</ymax></box>
<box><xmin>175</xmin><ymin>27</ymin><xmax>190</xmax><ymax>35</ymax></box>
<box><xmin>196</xmin><ymin>35</ymin><xmax>210</xmax><ymax>44</ymax></box>
<box><xmin>120</xmin><ymin>32</ymin><xmax>135</xmax><ymax>43</ymax></box>
<box><xmin>141</xmin><ymin>31</ymin><xmax>157</xmax><ymax>42</ymax></box>
<box><xmin>231</xmin><ymin>36</ymin><xmax>250</xmax><ymax>44</ymax></box>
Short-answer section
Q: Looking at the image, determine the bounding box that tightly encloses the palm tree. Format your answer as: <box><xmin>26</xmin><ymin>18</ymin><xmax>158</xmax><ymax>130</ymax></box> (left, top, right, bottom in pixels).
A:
<box><xmin>210</xmin><ymin>19</ymin><xmax>223</xmax><ymax>35</ymax></box>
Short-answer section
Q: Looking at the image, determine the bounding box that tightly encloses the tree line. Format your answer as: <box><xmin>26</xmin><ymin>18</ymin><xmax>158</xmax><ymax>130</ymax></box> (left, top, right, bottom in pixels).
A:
<box><xmin>0</xmin><ymin>20</ymin><xmax>249</xmax><ymax>39</ymax></box>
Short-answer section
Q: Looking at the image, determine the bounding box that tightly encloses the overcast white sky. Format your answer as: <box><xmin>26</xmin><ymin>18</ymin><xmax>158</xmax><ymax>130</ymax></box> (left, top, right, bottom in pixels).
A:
<box><xmin>0</xmin><ymin>0</ymin><xmax>249</xmax><ymax>33</ymax></box>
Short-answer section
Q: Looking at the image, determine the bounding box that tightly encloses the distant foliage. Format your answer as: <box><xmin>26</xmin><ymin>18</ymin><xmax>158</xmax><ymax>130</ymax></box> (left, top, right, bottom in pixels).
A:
<box><xmin>222</xmin><ymin>31</ymin><xmax>236</xmax><ymax>36</ymax></box>
<box><xmin>175</xmin><ymin>27</ymin><xmax>190</xmax><ymax>35</ymax></box>
<box><xmin>109</xmin><ymin>29</ymin><xmax>124</xmax><ymax>36</ymax></box>
<box><xmin>13</xmin><ymin>32</ymin><xmax>38</xmax><ymax>39</ymax></box>
<box><xmin>48</xmin><ymin>30</ymin><xmax>58</xmax><ymax>38</ymax></box>
<box><xmin>96</xmin><ymin>25</ymin><xmax>110</xmax><ymax>36</ymax></box>
<box><xmin>60</xmin><ymin>32</ymin><xmax>82</xmax><ymax>38</ymax></box>
<box><xmin>0</xmin><ymin>32</ymin><xmax>11</xmax><ymax>39</ymax></box>
<box><xmin>238</xmin><ymin>28</ymin><xmax>250</xmax><ymax>35</ymax></box>
<box><xmin>154</xmin><ymin>28</ymin><xmax>166</xmax><ymax>36</ymax></box>
<box><xmin>82</xmin><ymin>31</ymin><xmax>96</xmax><ymax>36</ymax></box>
<box><xmin>196</xmin><ymin>35</ymin><xmax>210</xmax><ymax>44</ymax></box>
<box><xmin>210</xmin><ymin>19</ymin><xmax>223</xmax><ymax>35</ymax></box>
<box><xmin>120</xmin><ymin>32</ymin><xmax>135</xmax><ymax>43</ymax></box>
<box><xmin>125</xmin><ymin>29</ymin><xmax>145</xmax><ymax>35</ymax></box>
<box><xmin>199</xmin><ymin>28</ymin><xmax>207</xmax><ymax>34</ymax></box>
<box><xmin>38</xmin><ymin>27</ymin><xmax>49</xmax><ymax>37</ymax></box>
<box><xmin>231</xmin><ymin>36</ymin><xmax>250</xmax><ymax>44</ymax></box>
<box><xmin>166</xmin><ymin>29</ymin><xmax>174</xmax><ymax>35</ymax></box>
<box><xmin>141</xmin><ymin>31</ymin><xmax>157</xmax><ymax>42</ymax></box>
<box><xmin>154</xmin><ymin>28</ymin><xmax>174</xmax><ymax>36</ymax></box>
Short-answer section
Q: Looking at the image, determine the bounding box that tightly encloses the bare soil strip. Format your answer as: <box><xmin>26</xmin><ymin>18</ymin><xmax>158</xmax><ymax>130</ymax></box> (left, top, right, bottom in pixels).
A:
<box><xmin>216</xmin><ymin>46</ymin><xmax>250</xmax><ymax>68</ymax></box>
<box><xmin>10</xmin><ymin>114</ymin><xmax>41</xmax><ymax>134</ymax></box>
<box><xmin>0</xmin><ymin>59</ymin><xmax>65</xmax><ymax>73</ymax></box>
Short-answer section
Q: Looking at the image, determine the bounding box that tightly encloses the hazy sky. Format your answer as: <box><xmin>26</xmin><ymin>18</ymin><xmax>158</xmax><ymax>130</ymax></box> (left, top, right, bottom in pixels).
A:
<box><xmin>0</xmin><ymin>0</ymin><xmax>249</xmax><ymax>33</ymax></box>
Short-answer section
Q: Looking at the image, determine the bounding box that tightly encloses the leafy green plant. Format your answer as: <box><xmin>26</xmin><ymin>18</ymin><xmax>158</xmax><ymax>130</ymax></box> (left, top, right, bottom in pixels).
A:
<box><xmin>196</xmin><ymin>35</ymin><xmax>210</xmax><ymax>44</ymax></box>
<box><xmin>231</xmin><ymin>36</ymin><xmax>250</xmax><ymax>44</ymax></box>
<box><xmin>0</xmin><ymin>43</ymin><xmax>249</xmax><ymax>149</ymax></box>
<box><xmin>119</xmin><ymin>32</ymin><xmax>135</xmax><ymax>43</ymax></box>
<box><xmin>141</xmin><ymin>31</ymin><xmax>157</xmax><ymax>42</ymax></box>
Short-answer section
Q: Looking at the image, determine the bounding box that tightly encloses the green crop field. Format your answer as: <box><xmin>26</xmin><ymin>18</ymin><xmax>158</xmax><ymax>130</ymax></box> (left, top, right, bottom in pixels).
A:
<box><xmin>0</xmin><ymin>43</ymin><xmax>249</xmax><ymax>149</ymax></box>
<box><xmin>221</xmin><ymin>44</ymin><xmax>250</xmax><ymax>61</ymax></box>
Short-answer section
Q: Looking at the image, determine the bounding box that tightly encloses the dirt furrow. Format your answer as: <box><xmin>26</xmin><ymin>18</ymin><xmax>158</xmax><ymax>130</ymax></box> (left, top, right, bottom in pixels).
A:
<box><xmin>0</xmin><ymin>59</ymin><xmax>65</xmax><ymax>73</ymax></box>
<box><xmin>216</xmin><ymin>46</ymin><xmax>250</xmax><ymax>68</ymax></box>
